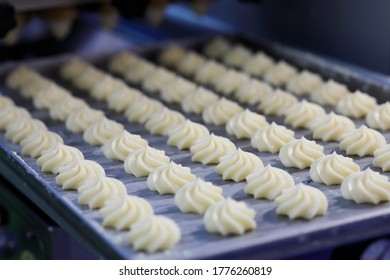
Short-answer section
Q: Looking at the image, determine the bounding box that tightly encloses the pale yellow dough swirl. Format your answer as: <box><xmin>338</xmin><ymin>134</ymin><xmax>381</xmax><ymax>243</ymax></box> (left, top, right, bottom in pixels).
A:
<box><xmin>279</xmin><ymin>137</ymin><xmax>325</xmax><ymax>169</ymax></box>
<box><xmin>309</xmin><ymin>112</ymin><xmax>356</xmax><ymax>142</ymax></box>
<box><xmin>190</xmin><ymin>133</ymin><xmax>236</xmax><ymax>165</ymax></box>
<box><xmin>145</xmin><ymin>108</ymin><xmax>185</xmax><ymax>136</ymax></box>
<box><xmin>366</xmin><ymin>102</ymin><xmax>390</xmax><ymax>131</ymax></box>
<box><xmin>78</xmin><ymin>176</ymin><xmax>127</xmax><ymax>209</ymax></box>
<box><xmin>147</xmin><ymin>162</ymin><xmax>196</xmax><ymax>194</ymax></box>
<box><xmin>125</xmin><ymin>97</ymin><xmax>164</xmax><ymax>124</ymax></box>
<box><xmin>243</xmin><ymin>52</ymin><xmax>274</xmax><ymax>77</ymax></box>
<box><xmin>103</xmin><ymin>131</ymin><xmax>148</xmax><ymax>161</ymax></box>
<box><xmin>373</xmin><ymin>145</ymin><xmax>390</xmax><ymax>172</ymax></box>
<box><xmin>124</xmin><ymin>59</ymin><xmax>156</xmax><ymax>84</ymax></box>
<box><xmin>37</xmin><ymin>143</ymin><xmax>84</xmax><ymax>174</ymax></box>
<box><xmin>284</xmin><ymin>100</ymin><xmax>326</xmax><ymax>129</ymax></box>
<box><xmin>175</xmin><ymin>178</ymin><xmax>224</xmax><ymax>215</ymax></box>
<box><xmin>176</xmin><ymin>51</ymin><xmax>206</xmax><ymax>76</ymax></box>
<box><xmin>83</xmin><ymin>117</ymin><xmax>124</xmax><ymax>146</ymax></box>
<box><xmin>158</xmin><ymin>44</ymin><xmax>186</xmax><ymax>67</ymax></box>
<box><xmin>336</xmin><ymin>91</ymin><xmax>377</xmax><ymax>118</ymax></box>
<box><xmin>286</xmin><ymin>70</ymin><xmax>323</xmax><ymax>96</ymax></box>
<box><xmin>275</xmin><ymin>183</ymin><xmax>328</xmax><ymax>220</ymax></box>
<box><xmin>160</xmin><ymin>77</ymin><xmax>197</xmax><ymax>103</ymax></box>
<box><xmin>181</xmin><ymin>87</ymin><xmax>219</xmax><ymax>115</ymax></box>
<box><xmin>142</xmin><ymin>67</ymin><xmax>176</xmax><ymax>93</ymax></box>
<box><xmin>339</xmin><ymin>125</ymin><xmax>386</xmax><ymax>157</ymax></box>
<box><xmin>245</xmin><ymin>164</ymin><xmax>294</xmax><ymax>200</ymax></box>
<box><xmin>215</xmin><ymin>148</ymin><xmax>264</xmax><ymax>182</ymax></box>
<box><xmin>258</xmin><ymin>89</ymin><xmax>298</xmax><ymax>116</ymax></box>
<box><xmin>107</xmin><ymin>87</ymin><xmax>142</xmax><ymax>113</ymax></box>
<box><xmin>310</xmin><ymin>152</ymin><xmax>360</xmax><ymax>185</ymax></box>
<box><xmin>20</xmin><ymin>130</ymin><xmax>63</xmax><ymax>158</ymax></box>
<box><xmin>56</xmin><ymin>160</ymin><xmax>106</xmax><ymax>190</ymax></box>
<box><xmin>0</xmin><ymin>105</ymin><xmax>30</xmax><ymax>131</ymax></box>
<box><xmin>65</xmin><ymin>107</ymin><xmax>105</xmax><ymax>133</ymax></box>
<box><xmin>226</xmin><ymin>109</ymin><xmax>268</xmax><ymax>139</ymax></box>
<box><xmin>5</xmin><ymin>117</ymin><xmax>47</xmax><ymax>144</ymax></box>
<box><xmin>50</xmin><ymin>96</ymin><xmax>87</xmax><ymax>121</ymax></box>
<box><xmin>235</xmin><ymin>79</ymin><xmax>273</xmax><ymax>105</ymax></box>
<box><xmin>203</xmin><ymin>98</ymin><xmax>244</xmax><ymax>125</ymax></box>
<box><xmin>73</xmin><ymin>67</ymin><xmax>105</xmax><ymax>92</ymax></box>
<box><xmin>194</xmin><ymin>60</ymin><xmax>227</xmax><ymax>85</ymax></box>
<box><xmin>341</xmin><ymin>169</ymin><xmax>390</xmax><ymax>204</ymax></box>
<box><xmin>263</xmin><ymin>61</ymin><xmax>298</xmax><ymax>86</ymax></box>
<box><xmin>310</xmin><ymin>79</ymin><xmax>349</xmax><ymax>106</ymax></box>
<box><xmin>90</xmin><ymin>76</ymin><xmax>126</xmax><ymax>101</ymax></box>
<box><xmin>222</xmin><ymin>44</ymin><xmax>252</xmax><ymax>68</ymax></box>
<box><xmin>213</xmin><ymin>70</ymin><xmax>250</xmax><ymax>96</ymax></box>
<box><xmin>167</xmin><ymin>120</ymin><xmax>210</xmax><ymax>150</ymax></box>
<box><xmin>204</xmin><ymin>198</ymin><xmax>256</xmax><ymax>236</ymax></box>
<box><xmin>99</xmin><ymin>195</ymin><xmax>153</xmax><ymax>230</ymax></box>
<box><xmin>33</xmin><ymin>84</ymin><xmax>70</xmax><ymax>110</ymax></box>
<box><xmin>128</xmin><ymin>215</ymin><xmax>181</xmax><ymax>253</ymax></box>
<box><xmin>6</xmin><ymin>65</ymin><xmax>37</xmax><ymax>89</ymax></box>
<box><xmin>251</xmin><ymin>122</ymin><xmax>295</xmax><ymax>153</ymax></box>
<box><xmin>60</xmin><ymin>58</ymin><xmax>89</xmax><ymax>81</ymax></box>
<box><xmin>124</xmin><ymin>146</ymin><xmax>170</xmax><ymax>177</ymax></box>
<box><xmin>108</xmin><ymin>52</ymin><xmax>140</xmax><ymax>74</ymax></box>
<box><xmin>203</xmin><ymin>37</ymin><xmax>231</xmax><ymax>59</ymax></box>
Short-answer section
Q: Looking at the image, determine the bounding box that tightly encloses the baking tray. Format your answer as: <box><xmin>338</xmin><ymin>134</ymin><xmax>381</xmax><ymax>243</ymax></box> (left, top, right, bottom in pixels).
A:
<box><xmin>1</xmin><ymin>34</ymin><xmax>390</xmax><ymax>260</ymax></box>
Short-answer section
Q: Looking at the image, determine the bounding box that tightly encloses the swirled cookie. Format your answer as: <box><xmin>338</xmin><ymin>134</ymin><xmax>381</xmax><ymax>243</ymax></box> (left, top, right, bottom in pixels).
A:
<box><xmin>175</xmin><ymin>178</ymin><xmax>224</xmax><ymax>215</ymax></box>
<box><xmin>181</xmin><ymin>87</ymin><xmax>219</xmax><ymax>115</ymax></box>
<box><xmin>73</xmin><ymin>67</ymin><xmax>105</xmax><ymax>92</ymax></box>
<box><xmin>145</xmin><ymin>108</ymin><xmax>186</xmax><ymax>136</ymax></box>
<box><xmin>142</xmin><ymin>67</ymin><xmax>176</xmax><ymax>93</ymax></box>
<box><xmin>243</xmin><ymin>51</ymin><xmax>274</xmax><ymax>77</ymax></box>
<box><xmin>124</xmin><ymin>146</ymin><xmax>170</xmax><ymax>177</ymax></box>
<box><xmin>0</xmin><ymin>103</ymin><xmax>30</xmax><ymax>131</ymax></box>
<box><xmin>245</xmin><ymin>164</ymin><xmax>294</xmax><ymax>200</ymax></box>
<box><xmin>309</xmin><ymin>112</ymin><xmax>356</xmax><ymax>142</ymax></box>
<box><xmin>235</xmin><ymin>79</ymin><xmax>273</xmax><ymax>105</ymax></box>
<box><xmin>213</xmin><ymin>70</ymin><xmax>250</xmax><ymax>96</ymax></box>
<box><xmin>339</xmin><ymin>125</ymin><xmax>386</xmax><ymax>157</ymax></box>
<box><xmin>251</xmin><ymin>122</ymin><xmax>295</xmax><ymax>153</ymax></box>
<box><xmin>203</xmin><ymin>37</ymin><xmax>231</xmax><ymax>59</ymax></box>
<box><xmin>103</xmin><ymin>131</ymin><xmax>148</xmax><ymax>161</ymax></box>
<box><xmin>56</xmin><ymin>160</ymin><xmax>106</xmax><ymax>190</ymax></box>
<box><xmin>373</xmin><ymin>145</ymin><xmax>390</xmax><ymax>172</ymax></box>
<box><xmin>310</xmin><ymin>79</ymin><xmax>349</xmax><ymax>106</ymax></box>
<box><xmin>167</xmin><ymin>120</ymin><xmax>210</xmax><ymax>150</ymax></box>
<box><xmin>310</xmin><ymin>152</ymin><xmax>360</xmax><ymax>185</ymax></box>
<box><xmin>6</xmin><ymin>65</ymin><xmax>36</xmax><ymax>89</ymax></box>
<box><xmin>226</xmin><ymin>109</ymin><xmax>268</xmax><ymax>139</ymax></box>
<box><xmin>128</xmin><ymin>215</ymin><xmax>181</xmax><ymax>253</ymax></box>
<box><xmin>107</xmin><ymin>87</ymin><xmax>143</xmax><ymax>113</ymax></box>
<box><xmin>5</xmin><ymin>117</ymin><xmax>47</xmax><ymax>144</ymax></box>
<box><xmin>99</xmin><ymin>195</ymin><xmax>153</xmax><ymax>230</ymax></box>
<box><xmin>263</xmin><ymin>61</ymin><xmax>298</xmax><ymax>87</ymax></box>
<box><xmin>65</xmin><ymin>107</ymin><xmax>105</xmax><ymax>133</ymax></box>
<box><xmin>50</xmin><ymin>96</ymin><xmax>87</xmax><ymax>121</ymax></box>
<box><xmin>190</xmin><ymin>133</ymin><xmax>236</xmax><ymax>165</ymax></box>
<box><xmin>83</xmin><ymin>117</ymin><xmax>124</xmax><ymax>146</ymax></box>
<box><xmin>0</xmin><ymin>95</ymin><xmax>14</xmax><ymax>108</ymax></box>
<box><xmin>279</xmin><ymin>137</ymin><xmax>325</xmax><ymax>169</ymax></box>
<box><xmin>108</xmin><ymin>52</ymin><xmax>140</xmax><ymax>74</ymax></box>
<box><xmin>204</xmin><ymin>198</ymin><xmax>256</xmax><ymax>236</ymax></box>
<box><xmin>202</xmin><ymin>98</ymin><xmax>244</xmax><ymax>125</ymax></box>
<box><xmin>160</xmin><ymin>77</ymin><xmax>197</xmax><ymax>103</ymax></box>
<box><xmin>336</xmin><ymin>91</ymin><xmax>377</xmax><ymax>118</ymax></box>
<box><xmin>275</xmin><ymin>183</ymin><xmax>328</xmax><ymax>219</ymax></box>
<box><xmin>216</xmin><ymin>148</ymin><xmax>264</xmax><ymax>182</ymax></box>
<box><xmin>258</xmin><ymin>89</ymin><xmax>298</xmax><ymax>116</ymax></box>
<box><xmin>176</xmin><ymin>51</ymin><xmax>206</xmax><ymax>76</ymax></box>
<box><xmin>37</xmin><ymin>143</ymin><xmax>84</xmax><ymax>174</ymax></box>
<box><xmin>20</xmin><ymin>130</ymin><xmax>63</xmax><ymax>158</ymax></box>
<box><xmin>124</xmin><ymin>97</ymin><xmax>164</xmax><ymax>124</ymax></box>
<box><xmin>90</xmin><ymin>76</ymin><xmax>126</xmax><ymax>101</ymax></box>
<box><xmin>284</xmin><ymin>100</ymin><xmax>326</xmax><ymax>129</ymax></box>
<box><xmin>341</xmin><ymin>169</ymin><xmax>390</xmax><ymax>204</ymax></box>
<box><xmin>286</xmin><ymin>70</ymin><xmax>323</xmax><ymax>96</ymax></box>
<box><xmin>194</xmin><ymin>60</ymin><xmax>227</xmax><ymax>85</ymax></box>
<box><xmin>78</xmin><ymin>176</ymin><xmax>127</xmax><ymax>209</ymax></box>
<box><xmin>59</xmin><ymin>58</ymin><xmax>89</xmax><ymax>81</ymax></box>
<box><xmin>222</xmin><ymin>44</ymin><xmax>252</xmax><ymax>68</ymax></box>
<box><xmin>158</xmin><ymin>44</ymin><xmax>186</xmax><ymax>67</ymax></box>
<box><xmin>366</xmin><ymin>102</ymin><xmax>390</xmax><ymax>131</ymax></box>
<box><xmin>147</xmin><ymin>162</ymin><xmax>196</xmax><ymax>194</ymax></box>
<box><xmin>20</xmin><ymin>76</ymin><xmax>52</xmax><ymax>99</ymax></box>
<box><xmin>124</xmin><ymin>59</ymin><xmax>156</xmax><ymax>84</ymax></box>
<box><xmin>33</xmin><ymin>84</ymin><xmax>70</xmax><ymax>110</ymax></box>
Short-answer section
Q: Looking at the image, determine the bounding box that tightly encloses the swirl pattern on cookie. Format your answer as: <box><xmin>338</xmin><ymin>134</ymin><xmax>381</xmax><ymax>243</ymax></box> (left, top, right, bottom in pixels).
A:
<box><xmin>286</xmin><ymin>70</ymin><xmax>323</xmax><ymax>96</ymax></box>
<box><xmin>176</xmin><ymin>51</ymin><xmax>206</xmax><ymax>76</ymax></box>
<box><xmin>175</xmin><ymin>178</ymin><xmax>224</xmax><ymax>215</ymax></box>
<box><xmin>147</xmin><ymin>162</ymin><xmax>196</xmax><ymax>195</ymax></box>
<box><xmin>20</xmin><ymin>130</ymin><xmax>63</xmax><ymax>158</ymax></box>
<box><xmin>50</xmin><ymin>96</ymin><xmax>87</xmax><ymax>121</ymax></box>
<box><xmin>263</xmin><ymin>61</ymin><xmax>298</xmax><ymax>86</ymax></box>
<box><xmin>366</xmin><ymin>102</ymin><xmax>390</xmax><ymax>131</ymax></box>
<box><xmin>258</xmin><ymin>89</ymin><xmax>298</xmax><ymax>116</ymax></box>
<box><xmin>83</xmin><ymin>117</ymin><xmax>124</xmax><ymax>146</ymax></box>
<box><xmin>124</xmin><ymin>59</ymin><xmax>156</xmax><ymax>84</ymax></box>
<box><xmin>203</xmin><ymin>98</ymin><xmax>244</xmax><ymax>125</ymax></box>
<box><xmin>222</xmin><ymin>44</ymin><xmax>252</xmax><ymax>68</ymax></box>
<box><xmin>167</xmin><ymin>120</ymin><xmax>210</xmax><ymax>150</ymax></box>
<box><xmin>279</xmin><ymin>137</ymin><xmax>325</xmax><ymax>169</ymax></box>
<box><xmin>0</xmin><ymin>104</ymin><xmax>30</xmax><ymax>131</ymax></box>
<box><xmin>60</xmin><ymin>58</ymin><xmax>89</xmax><ymax>81</ymax></box>
<box><xmin>341</xmin><ymin>169</ymin><xmax>390</xmax><ymax>204</ymax></box>
<box><xmin>243</xmin><ymin>52</ymin><xmax>274</xmax><ymax>77</ymax></box>
<box><xmin>203</xmin><ymin>37</ymin><xmax>231</xmax><ymax>59</ymax></box>
<box><xmin>160</xmin><ymin>77</ymin><xmax>197</xmax><ymax>103</ymax></box>
<box><xmin>90</xmin><ymin>76</ymin><xmax>126</xmax><ymax>101</ymax></box>
<box><xmin>336</xmin><ymin>90</ymin><xmax>377</xmax><ymax>118</ymax></box>
<box><xmin>204</xmin><ymin>198</ymin><xmax>256</xmax><ymax>236</ymax></box>
<box><xmin>125</xmin><ymin>97</ymin><xmax>164</xmax><ymax>124</ymax></box>
<box><xmin>235</xmin><ymin>79</ymin><xmax>273</xmax><ymax>105</ymax></box>
<box><xmin>226</xmin><ymin>109</ymin><xmax>268</xmax><ymax>139</ymax></box>
<box><xmin>251</xmin><ymin>122</ymin><xmax>295</xmax><ymax>153</ymax></box>
<box><xmin>107</xmin><ymin>87</ymin><xmax>142</xmax><ymax>113</ymax></box>
<box><xmin>65</xmin><ymin>107</ymin><xmax>105</xmax><ymax>133</ymax></box>
<box><xmin>158</xmin><ymin>44</ymin><xmax>185</xmax><ymax>67</ymax></box>
<box><xmin>310</xmin><ymin>79</ymin><xmax>349</xmax><ymax>106</ymax></box>
<box><xmin>103</xmin><ymin>131</ymin><xmax>148</xmax><ymax>161</ymax></box>
<box><xmin>145</xmin><ymin>108</ymin><xmax>185</xmax><ymax>136</ymax></box>
<box><xmin>275</xmin><ymin>183</ymin><xmax>328</xmax><ymax>219</ymax></box>
<box><xmin>213</xmin><ymin>70</ymin><xmax>250</xmax><ymax>96</ymax></box>
<box><xmin>245</xmin><ymin>164</ymin><xmax>294</xmax><ymax>200</ymax></box>
<box><xmin>284</xmin><ymin>100</ymin><xmax>326</xmax><ymax>128</ymax></box>
<box><xmin>339</xmin><ymin>125</ymin><xmax>386</xmax><ymax>157</ymax></box>
<box><xmin>5</xmin><ymin>117</ymin><xmax>47</xmax><ymax>144</ymax></box>
<box><xmin>194</xmin><ymin>60</ymin><xmax>227</xmax><ymax>85</ymax></box>
<box><xmin>373</xmin><ymin>145</ymin><xmax>390</xmax><ymax>172</ymax></box>
<box><xmin>216</xmin><ymin>148</ymin><xmax>264</xmax><ymax>182</ymax></box>
<box><xmin>181</xmin><ymin>87</ymin><xmax>219</xmax><ymax>115</ymax></box>
<box><xmin>310</xmin><ymin>152</ymin><xmax>360</xmax><ymax>185</ymax></box>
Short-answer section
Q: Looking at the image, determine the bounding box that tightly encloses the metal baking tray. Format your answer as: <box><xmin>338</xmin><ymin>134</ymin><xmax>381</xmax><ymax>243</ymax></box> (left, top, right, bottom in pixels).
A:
<box><xmin>1</xmin><ymin>34</ymin><xmax>390</xmax><ymax>260</ymax></box>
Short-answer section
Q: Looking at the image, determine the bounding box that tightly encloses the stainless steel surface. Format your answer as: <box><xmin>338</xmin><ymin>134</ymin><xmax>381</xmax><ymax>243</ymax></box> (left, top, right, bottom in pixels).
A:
<box><xmin>1</xmin><ymin>35</ymin><xmax>390</xmax><ymax>259</ymax></box>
